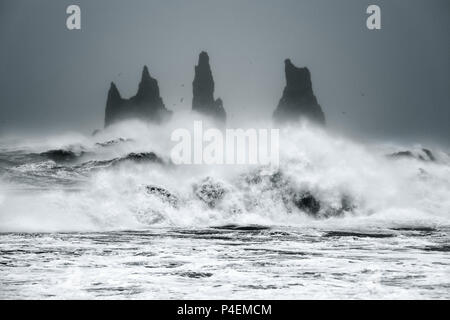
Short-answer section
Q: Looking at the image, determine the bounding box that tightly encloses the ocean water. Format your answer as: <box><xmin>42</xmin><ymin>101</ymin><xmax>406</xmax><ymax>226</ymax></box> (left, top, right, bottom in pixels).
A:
<box><xmin>0</xmin><ymin>119</ymin><xmax>449</xmax><ymax>299</ymax></box>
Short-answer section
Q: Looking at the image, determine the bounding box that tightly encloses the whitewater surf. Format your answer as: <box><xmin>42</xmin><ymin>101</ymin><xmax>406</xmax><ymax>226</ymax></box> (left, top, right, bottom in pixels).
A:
<box><xmin>0</xmin><ymin>119</ymin><xmax>448</xmax><ymax>299</ymax></box>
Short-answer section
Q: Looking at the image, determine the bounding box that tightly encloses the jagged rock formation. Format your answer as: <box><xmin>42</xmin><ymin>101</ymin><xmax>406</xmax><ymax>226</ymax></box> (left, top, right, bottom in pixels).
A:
<box><xmin>104</xmin><ymin>82</ymin><xmax>123</xmax><ymax>126</ymax></box>
<box><xmin>192</xmin><ymin>52</ymin><xmax>226</xmax><ymax>123</ymax></box>
<box><xmin>104</xmin><ymin>66</ymin><xmax>172</xmax><ymax>127</ymax></box>
<box><xmin>273</xmin><ymin>59</ymin><xmax>325</xmax><ymax>125</ymax></box>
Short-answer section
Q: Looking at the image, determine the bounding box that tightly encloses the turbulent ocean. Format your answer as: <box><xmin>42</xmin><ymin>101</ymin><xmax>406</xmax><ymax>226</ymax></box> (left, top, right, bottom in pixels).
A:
<box><xmin>0</xmin><ymin>119</ymin><xmax>449</xmax><ymax>299</ymax></box>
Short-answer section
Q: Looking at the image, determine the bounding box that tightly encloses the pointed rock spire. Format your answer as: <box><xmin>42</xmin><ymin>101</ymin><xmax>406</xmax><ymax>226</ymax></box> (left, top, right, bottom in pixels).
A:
<box><xmin>104</xmin><ymin>82</ymin><xmax>124</xmax><ymax>127</ymax></box>
<box><xmin>104</xmin><ymin>66</ymin><xmax>172</xmax><ymax>127</ymax></box>
<box><xmin>142</xmin><ymin>65</ymin><xmax>151</xmax><ymax>80</ymax></box>
<box><xmin>135</xmin><ymin>65</ymin><xmax>160</xmax><ymax>102</ymax></box>
<box><xmin>273</xmin><ymin>59</ymin><xmax>325</xmax><ymax>125</ymax></box>
<box><xmin>192</xmin><ymin>51</ymin><xmax>226</xmax><ymax>123</ymax></box>
<box><xmin>109</xmin><ymin>82</ymin><xmax>121</xmax><ymax>99</ymax></box>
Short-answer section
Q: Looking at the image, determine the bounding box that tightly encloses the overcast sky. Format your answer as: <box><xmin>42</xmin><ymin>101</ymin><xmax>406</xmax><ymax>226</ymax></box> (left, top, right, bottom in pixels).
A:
<box><xmin>0</xmin><ymin>0</ymin><xmax>449</xmax><ymax>146</ymax></box>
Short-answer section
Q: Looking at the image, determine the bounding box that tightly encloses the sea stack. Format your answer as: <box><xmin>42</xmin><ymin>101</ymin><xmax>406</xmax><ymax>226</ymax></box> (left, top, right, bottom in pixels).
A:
<box><xmin>273</xmin><ymin>59</ymin><xmax>325</xmax><ymax>125</ymax></box>
<box><xmin>192</xmin><ymin>51</ymin><xmax>226</xmax><ymax>123</ymax></box>
<box><xmin>104</xmin><ymin>82</ymin><xmax>123</xmax><ymax>127</ymax></box>
<box><xmin>104</xmin><ymin>66</ymin><xmax>172</xmax><ymax>127</ymax></box>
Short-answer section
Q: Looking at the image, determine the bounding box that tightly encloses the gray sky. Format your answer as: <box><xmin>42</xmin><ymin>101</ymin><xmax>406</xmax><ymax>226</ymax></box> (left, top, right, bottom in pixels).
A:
<box><xmin>0</xmin><ymin>0</ymin><xmax>449</xmax><ymax>146</ymax></box>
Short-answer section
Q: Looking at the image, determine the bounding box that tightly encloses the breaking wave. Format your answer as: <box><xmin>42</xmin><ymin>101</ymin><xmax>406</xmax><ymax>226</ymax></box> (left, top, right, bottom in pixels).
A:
<box><xmin>0</xmin><ymin>116</ymin><xmax>449</xmax><ymax>232</ymax></box>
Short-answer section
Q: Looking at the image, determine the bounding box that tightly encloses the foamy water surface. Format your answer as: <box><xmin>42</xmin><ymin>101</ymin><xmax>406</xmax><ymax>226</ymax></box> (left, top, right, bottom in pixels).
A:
<box><xmin>0</xmin><ymin>119</ymin><xmax>449</xmax><ymax>299</ymax></box>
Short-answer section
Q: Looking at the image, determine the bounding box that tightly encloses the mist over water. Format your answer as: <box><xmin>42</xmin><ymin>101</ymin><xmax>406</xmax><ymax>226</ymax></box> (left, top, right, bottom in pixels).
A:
<box><xmin>0</xmin><ymin>114</ymin><xmax>449</xmax><ymax>299</ymax></box>
<box><xmin>1</xmin><ymin>113</ymin><xmax>449</xmax><ymax>232</ymax></box>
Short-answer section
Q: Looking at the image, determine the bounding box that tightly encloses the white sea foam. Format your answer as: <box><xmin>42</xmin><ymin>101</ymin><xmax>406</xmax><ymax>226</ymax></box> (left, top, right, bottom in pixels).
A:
<box><xmin>1</xmin><ymin>118</ymin><xmax>450</xmax><ymax>299</ymax></box>
<box><xmin>0</xmin><ymin>116</ymin><xmax>449</xmax><ymax>232</ymax></box>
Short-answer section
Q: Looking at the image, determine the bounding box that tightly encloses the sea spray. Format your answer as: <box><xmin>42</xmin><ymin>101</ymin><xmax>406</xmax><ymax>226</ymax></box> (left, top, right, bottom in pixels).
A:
<box><xmin>0</xmin><ymin>115</ymin><xmax>449</xmax><ymax>232</ymax></box>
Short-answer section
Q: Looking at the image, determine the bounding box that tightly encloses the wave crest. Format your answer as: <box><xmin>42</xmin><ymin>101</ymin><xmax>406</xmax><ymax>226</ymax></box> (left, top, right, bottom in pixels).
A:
<box><xmin>0</xmin><ymin>119</ymin><xmax>449</xmax><ymax>232</ymax></box>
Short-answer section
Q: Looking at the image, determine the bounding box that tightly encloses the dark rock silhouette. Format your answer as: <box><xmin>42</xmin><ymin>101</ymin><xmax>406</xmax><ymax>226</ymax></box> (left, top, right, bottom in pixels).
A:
<box><xmin>273</xmin><ymin>59</ymin><xmax>325</xmax><ymax>125</ymax></box>
<box><xmin>104</xmin><ymin>66</ymin><xmax>172</xmax><ymax>127</ymax></box>
<box><xmin>192</xmin><ymin>52</ymin><xmax>226</xmax><ymax>123</ymax></box>
<box><xmin>104</xmin><ymin>82</ymin><xmax>123</xmax><ymax>126</ymax></box>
